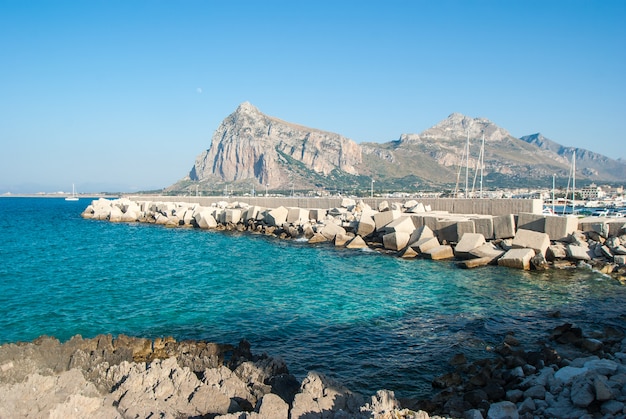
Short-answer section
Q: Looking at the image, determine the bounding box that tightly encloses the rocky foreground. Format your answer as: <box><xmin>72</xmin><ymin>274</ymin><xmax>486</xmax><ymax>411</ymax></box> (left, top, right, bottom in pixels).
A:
<box><xmin>1</xmin><ymin>322</ymin><xmax>626</xmax><ymax>418</ymax></box>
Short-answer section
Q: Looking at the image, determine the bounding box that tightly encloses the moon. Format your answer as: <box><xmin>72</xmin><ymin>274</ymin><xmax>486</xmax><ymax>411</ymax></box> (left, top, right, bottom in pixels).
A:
<box><xmin>196</xmin><ymin>87</ymin><xmax>202</xmax><ymax>94</ymax></box>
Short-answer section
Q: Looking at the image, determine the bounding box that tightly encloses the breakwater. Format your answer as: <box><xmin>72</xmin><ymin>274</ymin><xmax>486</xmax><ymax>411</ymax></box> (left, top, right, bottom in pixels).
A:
<box><xmin>83</xmin><ymin>196</ymin><xmax>626</xmax><ymax>282</ymax></box>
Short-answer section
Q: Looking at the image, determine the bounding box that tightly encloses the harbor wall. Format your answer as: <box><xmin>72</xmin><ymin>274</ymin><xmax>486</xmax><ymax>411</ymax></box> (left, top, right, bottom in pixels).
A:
<box><xmin>124</xmin><ymin>196</ymin><xmax>543</xmax><ymax>216</ymax></box>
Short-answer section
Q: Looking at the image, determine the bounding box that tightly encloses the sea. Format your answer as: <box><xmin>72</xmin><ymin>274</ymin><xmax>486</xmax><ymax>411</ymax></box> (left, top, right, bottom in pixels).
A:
<box><xmin>1</xmin><ymin>197</ymin><xmax>625</xmax><ymax>399</ymax></box>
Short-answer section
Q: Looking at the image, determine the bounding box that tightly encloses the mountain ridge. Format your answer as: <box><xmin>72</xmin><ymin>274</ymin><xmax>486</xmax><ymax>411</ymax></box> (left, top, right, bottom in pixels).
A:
<box><xmin>168</xmin><ymin>103</ymin><xmax>625</xmax><ymax>194</ymax></box>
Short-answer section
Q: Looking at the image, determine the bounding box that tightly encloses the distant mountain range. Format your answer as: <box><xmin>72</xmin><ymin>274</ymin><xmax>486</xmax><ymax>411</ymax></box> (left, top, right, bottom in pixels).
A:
<box><xmin>166</xmin><ymin>102</ymin><xmax>626</xmax><ymax>194</ymax></box>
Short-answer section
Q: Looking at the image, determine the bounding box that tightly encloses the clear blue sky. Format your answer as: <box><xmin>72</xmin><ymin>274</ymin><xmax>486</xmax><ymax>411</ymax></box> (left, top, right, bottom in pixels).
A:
<box><xmin>1</xmin><ymin>0</ymin><xmax>624</xmax><ymax>193</ymax></box>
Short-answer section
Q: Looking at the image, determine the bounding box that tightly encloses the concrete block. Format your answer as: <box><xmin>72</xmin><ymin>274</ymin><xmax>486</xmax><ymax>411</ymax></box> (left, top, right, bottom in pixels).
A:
<box><xmin>308</xmin><ymin>232</ymin><xmax>328</xmax><ymax>244</ymax></box>
<box><xmin>469</xmin><ymin>243</ymin><xmax>505</xmax><ymax>264</ymax></box>
<box><xmin>405</xmin><ymin>202</ymin><xmax>426</xmax><ymax>213</ymax></box>
<box><xmin>512</xmin><ymin>228</ymin><xmax>550</xmax><ymax>256</ymax></box>
<box><xmin>356</xmin><ymin>214</ymin><xmax>376</xmax><ymax>237</ymax></box>
<box><xmin>373</xmin><ymin>210</ymin><xmax>401</xmax><ymax>231</ymax></box>
<box><xmin>494</xmin><ymin>214</ymin><xmax>516</xmax><ymax>239</ymax></box>
<box><xmin>423</xmin><ymin>245</ymin><xmax>454</xmax><ymax>260</ymax></box>
<box><xmin>287</xmin><ymin>207</ymin><xmax>310</xmax><ymax>224</ymax></box>
<box><xmin>458</xmin><ymin>256</ymin><xmax>493</xmax><ymax>269</ymax></box>
<box><xmin>517</xmin><ymin>212</ymin><xmax>546</xmax><ymax>233</ymax></box>
<box><xmin>407</xmin><ymin>214</ymin><xmax>425</xmax><ymax>229</ymax></box>
<box><xmin>566</xmin><ymin>244</ymin><xmax>593</xmax><ymax>261</ymax></box>
<box><xmin>498</xmin><ymin>248</ymin><xmax>536</xmax><ymax>270</ymax></box>
<box><xmin>385</xmin><ymin>215</ymin><xmax>417</xmax><ymax>234</ymax></box>
<box><xmin>615</xmin><ymin>255</ymin><xmax>626</xmax><ymax>265</ymax></box>
<box><xmin>319</xmin><ymin>222</ymin><xmax>346</xmax><ymax>241</ymax></box>
<box><xmin>242</xmin><ymin>206</ymin><xmax>261</xmax><ymax>222</ymax></box>
<box><xmin>456</xmin><ymin>220</ymin><xmax>476</xmax><ymax>238</ymax></box>
<box><xmin>400</xmin><ymin>246</ymin><xmax>419</xmax><ymax>258</ymax></box>
<box><xmin>422</xmin><ymin>215</ymin><xmax>439</xmax><ymax>234</ymax></box>
<box><xmin>383</xmin><ymin>231</ymin><xmax>411</xmax><ymax>251</ymax></box>
<box><xmin>578</xmin><ymin>218</ymin><xmax>610</xmax><ymax>238</ymax></box>
<box><xmin>544</xmin><ymin>215</ymin><xmax>578</xmax><ymax>242</ymax></box>
<box><xmin>222</xmin><ymin>208</ymin><xmax>240</xmax><ymax>224</ymax></box>
<box><xmin>471</xmin><ymin>215</ymin><xmax>494</xmax><ymax>240</ymax></box>
<box><xmin>334</xmin><ymin>232</ymin><xmax>353</xmax><ymax>247</ymax></box>
<box><xmin>346</xmin><ymin>235</ymin><xmax>368</xmax><ymax>249</ymax></box>
<box><xmin>308</xmin><ymin>208</ymin><xmax>327</xmax><ymax>221</ymax></box>
<box><xmin>547</xmin><ymin>243</ymin><xmax>567</xmax><ymax>261</ymax></box>
<box><xmin>607</xmin><ymin>220</ymin><xmax>626</xmax><ymax>237</ymax></box>
<box><xmin>265</xmin><ymin>206</ymin><xmax>289</xmax><ymax>226</ymax></box>
<box><xmin>407</xmin><ymin>225</ymin><xmax>435</xmax><ymax>246</ymax></box>
<box><xmin>194</xmin><ymin>210</ymin><xmax>217</xmax><ymax>229</ymax></box>
<box><xmin>411</xmin><ymin>236</ymin><xmax>440</xmax><ymax>254</ymax></box>
<box><xmin>454</xmin><ymin>233</ymin><xmax>486</xmax><ymax>259</ymax></box>
<box><xmin>435</xmin><ymin>218</ymin><xmax>467</xmax><ymax>243</ymax></box>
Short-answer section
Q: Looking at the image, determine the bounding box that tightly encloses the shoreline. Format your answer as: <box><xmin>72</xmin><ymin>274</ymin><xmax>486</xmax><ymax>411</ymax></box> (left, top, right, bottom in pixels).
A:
<box><xmin>81</xmin><ymin>196</ymin><xmax>626</xmax><ymax>283</ymax></box>
<box><xmin>2</xmin><ymin>320</ymin><xmax>625</xmax><ymax>418</ymax></box>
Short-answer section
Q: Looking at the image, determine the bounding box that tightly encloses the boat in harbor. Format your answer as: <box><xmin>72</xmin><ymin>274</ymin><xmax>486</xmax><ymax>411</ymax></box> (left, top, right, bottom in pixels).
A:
<box><xmin>65</xmin><ymin>184</ymin><xmax>79</xmax><ymax>201</ymax></box>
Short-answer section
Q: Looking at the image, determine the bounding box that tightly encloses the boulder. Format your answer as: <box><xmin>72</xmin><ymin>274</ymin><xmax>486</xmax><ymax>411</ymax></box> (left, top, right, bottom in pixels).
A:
<box><xmin>454</xmin><ymin>233</ymin><xmax>486</xmax><ymax>259</ymax></box>
<box><xmin>498</xmin><ymin>248</ymin><xmax>536</xmax><ymax>270</ymax></box>
<box><xmin>512</xmin><ymin>229</ymin><xmax>550</xmax><ymax>256</ymax></box>
<box><xmin>290</xmin><ymin>372</ymin><xmax>363</xmax><ymax>419</ymax></box>
<box><xmin>487</xmin><ymin>401</ymin><xmax>518</xmax><ymax>419</ymax></box>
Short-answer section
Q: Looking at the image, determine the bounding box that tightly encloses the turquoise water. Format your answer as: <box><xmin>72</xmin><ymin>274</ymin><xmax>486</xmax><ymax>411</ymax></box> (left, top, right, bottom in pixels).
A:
<box><xmin>1</xmin><ymin>197</ymin><xmax>625</xmax><ymax>398</ymax></box>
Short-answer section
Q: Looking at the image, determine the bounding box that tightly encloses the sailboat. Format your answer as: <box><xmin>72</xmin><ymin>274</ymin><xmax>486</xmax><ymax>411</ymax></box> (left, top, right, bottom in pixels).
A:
<box><xmin>65</xmin><ymin>184</ymin><xmax>79</xmax><ymax>201</ymax></box>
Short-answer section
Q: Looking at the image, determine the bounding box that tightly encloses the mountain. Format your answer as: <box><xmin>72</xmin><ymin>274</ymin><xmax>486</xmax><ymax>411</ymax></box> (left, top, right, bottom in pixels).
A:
<box><xmin>187</xmin><ymin>102</ymin><xmax>362</xmax><ymax>191</ymax></box>
<box><xmin>167</xmin><ymin>104</ymin><xmax>626</xmax><ymax>194</ymax></box>
<box><xmin>520</xmin><ymin>133</ymin><xmax>626</xmax><ymax>180</ymax></box>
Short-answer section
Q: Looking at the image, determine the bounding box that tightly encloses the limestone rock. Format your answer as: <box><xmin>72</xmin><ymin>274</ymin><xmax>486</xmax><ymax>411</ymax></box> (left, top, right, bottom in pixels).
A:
<box><xmin>189</xmin><ymin>102</ymin><xmax>362</xmax><ymax>189</ymax></box>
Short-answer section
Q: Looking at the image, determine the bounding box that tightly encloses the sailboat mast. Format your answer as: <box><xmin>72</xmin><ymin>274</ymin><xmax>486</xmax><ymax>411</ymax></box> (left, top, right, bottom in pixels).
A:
<box><xmin>572</xmin><ymin>150</ymin><xmax>576</xmax><ymax>215</ymax></box>
<box><xmin>465</xmin><ymin>129</ymin><xmax>470</xmax><ymax>198</ymax></box>
<box><xmin>479</xmin><ymin>133</ymin><xmax>484</xmax><ymax>198</ymax></box>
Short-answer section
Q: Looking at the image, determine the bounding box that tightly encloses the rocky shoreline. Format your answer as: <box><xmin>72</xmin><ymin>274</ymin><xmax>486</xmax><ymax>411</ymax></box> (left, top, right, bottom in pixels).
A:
<box><xmin>1</xmin><ymin>321</ymin><xmax>626</xmax><ymax>418</ymax></box>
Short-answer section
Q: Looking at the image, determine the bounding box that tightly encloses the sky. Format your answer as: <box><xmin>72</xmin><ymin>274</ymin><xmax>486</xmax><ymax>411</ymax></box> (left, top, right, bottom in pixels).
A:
<box><xmin>1</xmin><ymin>1</ymin><xmax>624</xmax><ymax>193</ymax></box>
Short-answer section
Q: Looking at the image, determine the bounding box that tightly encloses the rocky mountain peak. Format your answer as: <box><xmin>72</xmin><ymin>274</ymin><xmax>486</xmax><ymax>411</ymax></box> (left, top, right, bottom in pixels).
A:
<box><xmin>235</xmin><ymin>101</ymin><xmax>260</xmax><ymax>115</ymax></box>
<box><xmin>189</xmin><ymin>103</ymin><xmax>362</xmax><ymax>188</ymax></box>
<box><xmin>420</xmin><ymin>113</ymin><xmax>513</xmax><ymax>143</ymax></box>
